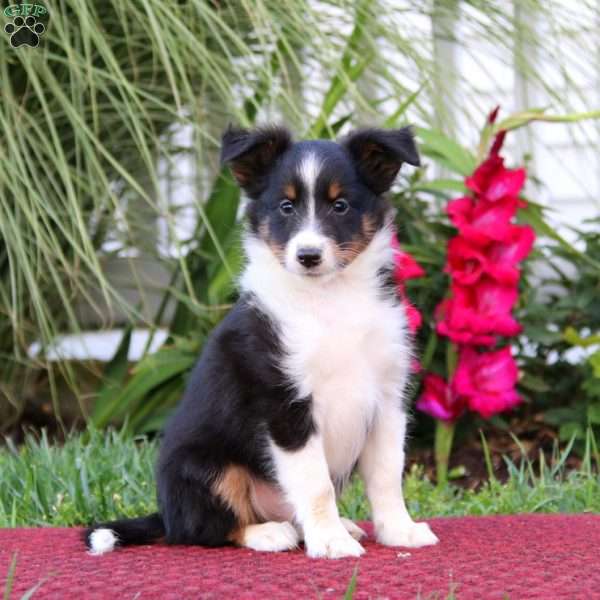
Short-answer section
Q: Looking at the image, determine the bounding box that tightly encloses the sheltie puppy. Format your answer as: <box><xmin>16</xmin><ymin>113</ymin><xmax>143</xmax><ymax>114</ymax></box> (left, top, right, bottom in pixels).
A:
<box><xmin>85</xmin><ymin>125</ymin><xmax>439</xmax><ymax>559</ymax></box>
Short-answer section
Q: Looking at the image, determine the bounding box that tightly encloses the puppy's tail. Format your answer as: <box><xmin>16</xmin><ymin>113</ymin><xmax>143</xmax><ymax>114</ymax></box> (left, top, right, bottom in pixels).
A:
<box><xmin>84</xmin><ymin>513</ymin><xmax>165</xmax><ymax>555</ymax></box>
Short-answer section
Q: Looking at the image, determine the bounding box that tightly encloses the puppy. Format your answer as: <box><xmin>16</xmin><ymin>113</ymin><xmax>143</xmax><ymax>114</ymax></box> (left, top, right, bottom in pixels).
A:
<box><xmin>85</xmin><ymin>125</ymin><xmax>439</xmax><ymax>559</ymax></box>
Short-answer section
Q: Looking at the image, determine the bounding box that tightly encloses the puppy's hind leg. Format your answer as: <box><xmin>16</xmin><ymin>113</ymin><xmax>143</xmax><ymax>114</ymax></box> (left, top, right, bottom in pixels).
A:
<box><xmin>232</xmin><ymin>521</ymin><xmax>299</xmax><ymax>552</ymax></box>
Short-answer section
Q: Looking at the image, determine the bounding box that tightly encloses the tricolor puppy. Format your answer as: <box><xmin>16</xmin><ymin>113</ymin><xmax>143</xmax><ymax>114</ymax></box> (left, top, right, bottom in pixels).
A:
<box><xmin>85</xmin><ymin>125</ymin><xmax>439</xmax><ymax>559</ymax></box>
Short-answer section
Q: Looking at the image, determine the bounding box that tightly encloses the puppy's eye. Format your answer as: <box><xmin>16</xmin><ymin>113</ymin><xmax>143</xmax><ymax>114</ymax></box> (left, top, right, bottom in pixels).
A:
<box><xmin>333</xmin><ymin>199</ymin><xmax>349</xmax><ymax>214</ymax></box>
<box><xmin>279</xmin><ymin>199</ymin><xmax>294</xmax><ymax>215</ymax></box>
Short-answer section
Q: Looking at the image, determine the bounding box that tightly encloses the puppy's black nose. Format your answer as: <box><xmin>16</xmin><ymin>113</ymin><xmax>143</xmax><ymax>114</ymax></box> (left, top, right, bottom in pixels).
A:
<box><xmin>297</xmin><ymin>247</ymin><xmax>322</xmax><ymax>269</ymax></box>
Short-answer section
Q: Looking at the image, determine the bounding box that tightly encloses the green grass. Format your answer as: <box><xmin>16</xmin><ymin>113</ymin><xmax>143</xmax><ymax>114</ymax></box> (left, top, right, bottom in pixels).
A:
<box><xmin>1</xmin><ymin>428</ymin><xmax>599</xmax><ymax>528</ymax></box>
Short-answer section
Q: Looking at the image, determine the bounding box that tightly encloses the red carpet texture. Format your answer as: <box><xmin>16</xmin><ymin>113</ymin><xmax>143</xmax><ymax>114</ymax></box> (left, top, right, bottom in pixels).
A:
<box><xmin>1</xmin><ymin>514</ymin><xmax>599</xmax><ymax>599</ymax></box>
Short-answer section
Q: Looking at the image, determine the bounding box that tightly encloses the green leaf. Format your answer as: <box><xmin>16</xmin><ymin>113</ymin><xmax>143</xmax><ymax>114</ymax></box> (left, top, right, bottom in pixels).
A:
<box><xmin>91</xmin><ymin>327</ymin><xmax>133</xmax><ymax>422</ymax></box>
<box><xmin>564</xmin><ymin>327</ymin><xmax>600</xmax><ymax>348</ymax></box>
<box><xmin>411</xmin><ymin>179</ymin><xmax>467</xmax><ymax>194</ymax></box>
<box><xmin>416</xmin><ymin>128</ymin><xmax>476</xmax><ymax>176</ymax></box>
<box><xmin>518</xmin><ymin>201</ymin><xmax>600</xmax><ymax>271</ymax></box>
<box><xmin>519</xmin><ymin>373</ymin><xmax>551</xmax><ymax>393</ymax></box>
<box><xmin>308</xmin><ymin>0</ymin><xmax>374</xmax><ymax>139</ymax></box>
<box><xmin>343</xmin><ymin>567</ymin><xmax>359</xmax><ymax>600</ymax></box>
<box><xmin>590</xmin><ymin>352</ymin><xmax>600</xmax><ymax>379</ymax></box>
<box><xmin>543</xmin><ymin>407</ymin><xmax>581</xmax><ymax>426</ymax></box>
<box><xmin>207</xmin><ymin>232</ymin><xmax>244</xmax><ymax>305</ymax></box>
<box><xmin>559</xmin><ymin>422</ymin><xmax>584</xmax><ymax>442</ymax></box>
<box><xmin>3</xmin><ymin>552</ymin><xmax>16</xmax><ymax>600</ymax></box>
<box><xmin>587</xmin><ymin>403</ymin><xmax>600</xmax><ymax>425</ymax></box>
<box><xmin>496</xmin><ymin>109</ymin><xmax>600</xmax><ymax>133</ymax></box>
<box><xmin>127</xmin><ymin>376</ymin><xmax>184</xmax><ymax>433</ymax></box>
<box><xmin>91</xmin><ymin>345</ymin><xmax>196</xmax><ymax>429</ymax></box>
<box><xmin>383</xmin><ymin>82</ymin><xmax>425</xmax><ymax>128</ymax></box>
<box><xmin>330</xmin><ymin>114</ymin><xmax>354</xmax><ymax>136</ymax></box>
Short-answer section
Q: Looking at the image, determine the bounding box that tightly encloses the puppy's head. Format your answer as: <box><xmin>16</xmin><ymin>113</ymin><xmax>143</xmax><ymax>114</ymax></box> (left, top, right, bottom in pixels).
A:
<box><xmin>221</xmin><ymin>125</ymin><xmax>419</xmax><ymax>277</ymax></box>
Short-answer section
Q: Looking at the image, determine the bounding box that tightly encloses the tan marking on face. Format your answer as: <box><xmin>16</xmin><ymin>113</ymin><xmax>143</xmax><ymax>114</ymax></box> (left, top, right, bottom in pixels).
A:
<box><xmin>328</xmin><ymin>181</ymin><xmax>342</xmax><ymax>200</ymax></box>
<box><xmin>258</xmin><ymin>221</ymin><xmax>286</xmax><ymax>265</ymax></box>
<box><xmin>284</xmin><ymin>183</ymin><xmax>297</xmax><ymax>200</ymax></box>
<box><xmin>333</xmin><ymin>214</ymin><xmax>377</xmax><ymax>267</ymax></box>
<box><xmin>213</xmin><ymin>465</ymin><xmax>257</xmax><ymax>532</ymax></box>
<box><xmin>231</xmin><ymin>165</ymin><xmax>250</xmax><ymax>186</ymax></box>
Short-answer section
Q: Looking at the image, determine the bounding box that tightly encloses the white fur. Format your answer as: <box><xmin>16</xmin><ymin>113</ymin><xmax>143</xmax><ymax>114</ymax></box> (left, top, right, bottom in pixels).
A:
<box><xmin>359</xmin><ymin>404</ymin><xmax>439</xmax><ymax>548</ymax></box>
<box><xmin>88</xmin><ymin>528</ymin><xmax>117</xmax><ymax>555</ymax></box>
<box><xmin>284</xmin><ymin>227</ymin><xmax>336</xmax><ymax>276</ymax></box>
<box><xmin>297</xmin><ymin>152</ymin><xmax>321</xmax><ymax>222</ymax></box>
<box><xmin>287</xmin><ymin>152</ymin><xmax>337</xmax><ymax>276</ymax></box>
<box><xmin>240</xmin><ymin>521</ymin><xmax>299</xmax><ymax>552</ymax></box>
<box><xmin>269</xmin><ymin>435</ymin><xmax>365</xmax><ymax>558</ymax></box>
<box><xmin>242</xmin><ymin>225</ymin><xmax>409</xmax><ymax>479</ymax></box>
<box><xmin>248</xmin><ymin>481</ymin><xmax>366</xmax><ymax>543</ymax></box>
<box><xmin>240</xmin><ymin>224</ymin><xmax>433</xmax><ymax>557</ymax></box>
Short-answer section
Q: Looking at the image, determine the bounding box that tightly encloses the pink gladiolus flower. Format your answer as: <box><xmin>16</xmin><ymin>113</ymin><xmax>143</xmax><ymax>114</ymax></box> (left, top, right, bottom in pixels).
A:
<box><xmin>395</xmin><ymin>251</ymin><xmax>426</xmax><ymax>280</ymax></box>
<box><xmin>394</xmin><ymin>279</ymin><xmax>422</xmax><ymax>334</ymax></box>
<box><xmin>445</xmin><ymin>237</ymin><xmax>488</xmax><ymax>285</ymax></box>
<box><xmin>416</xmin><ymin>373</ymin><xmax>465</xmax><ymax>422</ymax></box>
<box><xmin>484</xmin><ymin>167</ymin><xmax>525</xmax><ymax>203</ymax></box>
<box><xmin>489</xmin><ymin>130</ymin><xmax>507</xmax><ymax>157</ymax></box>
<box><xmin>447</xmin><ymin>195</ymin><xmax>520</xmax><ymax>246</ymax></box>
<box><xmin>487</xmin><ymin>105</ymin><xmax>500</xmax><ymax>125</ymax></box>
<box><xmin>453</xmin><ymin>346</ymin><xmax>521</xmax><ymax>418</ymax></box>
<box><xmin>424</xmin><ymin>122</ymin><xmax>533</xmax><ymax>426</ymax></box>
<box><xmin>445</xmin><ymin>225</ymin><xmax>534</xmax><ymax>286</ymax></box>
<box><xmin>436</xmin><ymin>280</ymin><xmax>521</xmax><ymax>345</ymax></box>
<box><xmin>391</xmin><ymin>234</ymin><xmax>426</xmax><ymax>280</ymax></box>
<box><xmin>486</xmin><ymin>224</ymin><xmax>536</xmax><ymax>285</ymax></box>
<box><xmin>391</xmin><ymin>233</ymin><xmax>425</xmax><ymax>334</ymax></box>
<box><xmin>465</xmin><ymin>155</ymin><xmax>503</xmax><ymax>196</ymax></box>
<box><xmin>404</xmin><ymin>299</ymin><xmax>423</xmax><ymax>333</ymax></box>
<box><xmin>465</xmin><ymin>154</ymin><xmax>525</xmax><ymax>203</ymax></box>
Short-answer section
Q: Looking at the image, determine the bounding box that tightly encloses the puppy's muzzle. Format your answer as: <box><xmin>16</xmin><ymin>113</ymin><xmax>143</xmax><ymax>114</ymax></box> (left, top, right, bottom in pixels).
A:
<box><xmin>296</xmin><ymin>247</ymin><xmax>323</xmax><ymax>269</ymax></box>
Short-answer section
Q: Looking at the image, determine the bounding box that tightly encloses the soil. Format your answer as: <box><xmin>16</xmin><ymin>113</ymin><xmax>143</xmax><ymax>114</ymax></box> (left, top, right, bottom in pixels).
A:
<box><xmin>407</xmin><ymin>413</ymin><xmax>584</xmax><ymax>488</ymax></box>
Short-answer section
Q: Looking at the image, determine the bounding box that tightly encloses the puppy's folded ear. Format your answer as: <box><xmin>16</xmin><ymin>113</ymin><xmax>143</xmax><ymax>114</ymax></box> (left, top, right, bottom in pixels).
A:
<box><xmin>221</xmin><ymin>125</ymin><xmax>292</xmax><ymax>198</ymax></box>
<box><xmin>341</xmin><ymin>127</ymin><xmax>420</xmax><ymax>195</ymax></box>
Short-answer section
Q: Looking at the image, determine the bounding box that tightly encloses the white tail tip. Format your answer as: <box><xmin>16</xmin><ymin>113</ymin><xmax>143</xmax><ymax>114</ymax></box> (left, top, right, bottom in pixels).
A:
<box><xmin>88</xmin><ymin>528</ymin><xmax>117</xmax><ymax>555</ymax></box>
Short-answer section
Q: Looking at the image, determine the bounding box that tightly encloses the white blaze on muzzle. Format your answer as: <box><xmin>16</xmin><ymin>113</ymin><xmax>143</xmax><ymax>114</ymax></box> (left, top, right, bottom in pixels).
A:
<box><xmin>285</xmin><ymin>226</ymin><xmax>336</xmax><ymax>276</ymax></box>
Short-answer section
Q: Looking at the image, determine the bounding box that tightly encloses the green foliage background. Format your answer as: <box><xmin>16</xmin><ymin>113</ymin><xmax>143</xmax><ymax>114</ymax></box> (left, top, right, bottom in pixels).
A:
<box><xmin>1</xmin><ymin>0</ymin><xmax>599</xmax><ymax>441</ymax></box>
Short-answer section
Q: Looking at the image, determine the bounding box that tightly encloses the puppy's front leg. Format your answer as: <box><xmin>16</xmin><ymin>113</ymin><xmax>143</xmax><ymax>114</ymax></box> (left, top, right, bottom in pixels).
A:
<box><xmin>271</xmin><ymin>434</ymin><xmax>365</xmax><ymax>558</ymax></box>
<box><xmin>359</xmin><ymin>403</ymin><xmax>439</xmax><ymax>548</ymax></box>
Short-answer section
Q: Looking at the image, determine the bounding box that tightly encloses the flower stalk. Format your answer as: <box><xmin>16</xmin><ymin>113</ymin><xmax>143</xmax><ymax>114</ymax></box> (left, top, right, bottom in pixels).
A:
<box><xmin>434</xmin><ymin>419</ymin><xmax>456</xmax><ymax>487</ymax></box>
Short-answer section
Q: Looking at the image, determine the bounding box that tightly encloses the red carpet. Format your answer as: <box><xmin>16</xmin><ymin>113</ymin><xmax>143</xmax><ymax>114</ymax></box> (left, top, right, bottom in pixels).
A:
<box><xmin>1</xmin><ymin>515</ymin><xmax>599</xmax><ymax>599</ymax></box>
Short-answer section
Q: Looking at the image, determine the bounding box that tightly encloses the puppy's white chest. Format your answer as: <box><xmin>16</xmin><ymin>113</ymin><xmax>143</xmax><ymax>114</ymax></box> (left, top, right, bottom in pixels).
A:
<box><xmin>281</xmin><ymin>288</ymin><xmax>409</xmax><ymax>478</ymax></box>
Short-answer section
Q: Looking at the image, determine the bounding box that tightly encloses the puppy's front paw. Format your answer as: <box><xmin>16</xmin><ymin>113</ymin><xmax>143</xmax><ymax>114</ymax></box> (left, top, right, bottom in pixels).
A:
<box><xmin>306</xmin><ymin>527</ymin><xmax>365</xmax><ymax>559</ymax></box>
<box><xmin>377</xmin><ymin>520</ymin><xmax>439</xmax><ymax>548</ymax></box>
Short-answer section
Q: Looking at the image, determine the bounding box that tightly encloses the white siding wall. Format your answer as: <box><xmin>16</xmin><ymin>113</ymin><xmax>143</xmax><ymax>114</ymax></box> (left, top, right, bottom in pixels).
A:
<box><xmin>452</xmin><ymin>2</ymin><xmax>599</xmax><ymax>233</ymax></box>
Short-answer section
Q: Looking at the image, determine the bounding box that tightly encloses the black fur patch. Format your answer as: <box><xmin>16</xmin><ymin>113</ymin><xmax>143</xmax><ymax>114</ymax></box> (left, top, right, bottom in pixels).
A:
<box><xmin>156</xmin><ymin>296</ymin><xmax>314</xmax><ymax>545</ymax></box>
<box><xmin>220</xmin><ymin>125</ymin><xmax>292</xmax><ymax>198</ymax></box>
<box><xmin>342</xmin><ymin>127</ymin><xmax>420</xmax><ymax>195</ymax></box>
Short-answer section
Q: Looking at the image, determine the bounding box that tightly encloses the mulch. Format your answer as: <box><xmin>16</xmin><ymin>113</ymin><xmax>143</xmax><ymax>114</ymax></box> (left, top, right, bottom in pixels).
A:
<box><xmin>2</xmin><ymin>514</ymin><xmax>599</xmax><ymax>599</ymax></box>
